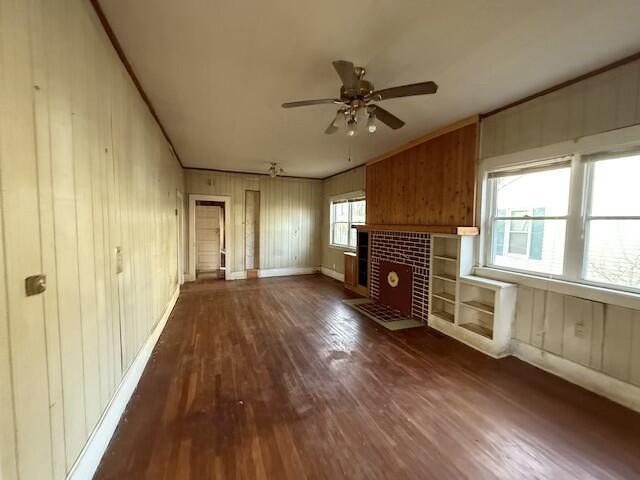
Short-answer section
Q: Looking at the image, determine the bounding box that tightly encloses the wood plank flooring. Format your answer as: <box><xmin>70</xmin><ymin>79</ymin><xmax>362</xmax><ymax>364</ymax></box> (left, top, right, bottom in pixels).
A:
<box><xmin>95</xmin><ymin>274</ymin><xmax>640</xmax><ymax>479</ymax></box>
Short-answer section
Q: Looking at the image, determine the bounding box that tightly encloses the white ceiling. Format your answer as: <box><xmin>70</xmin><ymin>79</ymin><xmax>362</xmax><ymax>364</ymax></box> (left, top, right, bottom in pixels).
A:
<box><xmin>100</xmin><ymin>0</ymin><xmax>640</xmax><ymax>178</ymax></box>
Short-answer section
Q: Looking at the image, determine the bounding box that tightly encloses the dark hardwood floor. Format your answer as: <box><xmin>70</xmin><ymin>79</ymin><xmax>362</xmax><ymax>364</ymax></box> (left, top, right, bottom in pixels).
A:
<box><xmin>95</xmin><ymin>274</ymin><xmax>640</xmax><ymax>480</ymax></box>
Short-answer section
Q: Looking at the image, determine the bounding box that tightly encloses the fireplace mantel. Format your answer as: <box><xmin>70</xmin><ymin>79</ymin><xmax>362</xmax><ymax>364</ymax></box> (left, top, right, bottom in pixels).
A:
<box><xmin>356</xmin><ymin>224</ymin><xmax>479</xmax><ymax>236</ymax></box>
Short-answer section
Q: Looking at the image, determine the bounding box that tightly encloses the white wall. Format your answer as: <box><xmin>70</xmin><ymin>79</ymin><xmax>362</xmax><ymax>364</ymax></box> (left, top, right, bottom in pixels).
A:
<box><xmin>185</xmin><ymin>169</ymin><xmax>323</xmax><ymax>275</ymax></box>
<box><xmin>479</xmin><ymin>58</ymin><xmax>640</xmax><ymax>409</ymax></box>
<box><xmin>0</xmin><ymin>0</ymin><xmax>184</xmax><ymax>478</ymax></box>
<box><xmin>321</xmin><ymin>166</ymin><xmax>366</xmax><ymax>275</ymax></box>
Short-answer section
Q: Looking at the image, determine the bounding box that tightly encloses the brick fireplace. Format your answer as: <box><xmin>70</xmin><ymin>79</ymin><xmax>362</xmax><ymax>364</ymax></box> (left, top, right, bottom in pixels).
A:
<box><xmin>369</xmin><ymin>231</ymin><xmax>430</xmax><ymax>323</ymax></box>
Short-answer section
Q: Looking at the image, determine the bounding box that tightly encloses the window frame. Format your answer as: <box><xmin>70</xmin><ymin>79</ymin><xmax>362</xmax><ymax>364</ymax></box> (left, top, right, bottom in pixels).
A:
<box><xmin>483</xmin><ymin>149</ymin><xmax>640</xmax><ymax>294</ymax></box>
<box><xmin>579</xmin><ymin>151</ymin><xmax>640</xmax><ymax>293</ymax></box>
<box><xmin>329</xmin><ymin>193</ymin><xmax>366</xmax><ymax>249</ymax></box>
<box><xmin>486</xmin><ymin>159</ymin><xmax>572</xmax><ymax>278</ymax></box>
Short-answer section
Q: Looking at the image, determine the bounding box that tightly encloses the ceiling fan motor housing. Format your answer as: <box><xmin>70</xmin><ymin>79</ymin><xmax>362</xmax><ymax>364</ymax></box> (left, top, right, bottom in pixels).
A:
<box><xmin>340</xmin><ymin>79</ymin><xmax>374</xmax><ymax>102</ymax></box>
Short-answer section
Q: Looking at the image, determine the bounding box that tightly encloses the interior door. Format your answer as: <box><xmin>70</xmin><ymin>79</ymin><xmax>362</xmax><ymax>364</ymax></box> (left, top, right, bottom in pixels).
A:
<box><xmin>196</xmin><ymin>205</ymin><xmax>221</xmax><ymax>271</ymax></box>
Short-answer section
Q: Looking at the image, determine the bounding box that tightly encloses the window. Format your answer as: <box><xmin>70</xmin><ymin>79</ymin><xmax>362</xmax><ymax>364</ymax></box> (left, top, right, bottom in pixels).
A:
<box><xmin>583</xmin><ymin>153</ymin><xmax>640</xmax><ymax>290</ymax></box>
<box><xmin>488</xmin><ymin>163</ymin><xmax>570</xmax><ymax>275</ymax></box>
<box><xmin>330</xmin><ymin>197</ymin><xmax>365</xmax><ymax>248</ymax></box>
<box><xmin>486</xmin><ymin>150</ymin><xmax>640</xmax><ymax>293</ymax></box>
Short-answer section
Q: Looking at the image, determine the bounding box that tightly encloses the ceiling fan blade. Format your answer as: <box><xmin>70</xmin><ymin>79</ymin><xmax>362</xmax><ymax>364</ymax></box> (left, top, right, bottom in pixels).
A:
<box><xmin>369</xmin><ymin>81</ymin><xmax>438</xmax><ymax>101</ymax></box>
<box><xmin>332</xmin><ymin>60</ymin><xmax>357</xmax><ymax>89</ymax></box>
<box><xmin>282</xmin><ymin>98</ymin><xmax>343</xmax><ymax>108</ymax></box>
<box><xmin>372</xmin><ymin>106</ymin><xmax>405</xmax><ymax>129</ymax></box>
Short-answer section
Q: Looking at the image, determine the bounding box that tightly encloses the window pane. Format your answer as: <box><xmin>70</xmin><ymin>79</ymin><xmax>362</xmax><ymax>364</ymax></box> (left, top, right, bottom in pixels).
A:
<box><xmin>349</xmin><ymin>226</ymin><xmax>358</xmax><ymax>247</ymax></box>
<box><xmin>332</xmin><ymin>222</ymin><xmax>349</xmax><ymax>246</ymax></box>
<box><xmin>351</xmin><ymin>199</ymin><xmax>366</xmax><ymax>223</ymax></box>
<box><xmin>590</xmin><ymin>154</ymin><xmax>640</xmax><ymax>216</ymax></box>
<box><xmin>492</xmin><ymin>219</ymin><xmax>566</xmax><ymax>275</ymax></box>
<box><xmin>333</xmin><ymin>201</ymin><xmax>349</xmax><ymax>222</ymax></box>
<box><xmin>495</xmin><ymin>167</ymin><xmax>570</xmax><ymax>216</ymax></box>
<box><xmin>584</xmin><ymin>219</ymin><xmax>640</xmax><ymax>290</ymax></box>
<box><xmin>507</xmin><ymin>232</ymin><xmax>528</xmax><ymax>255</ymax></box>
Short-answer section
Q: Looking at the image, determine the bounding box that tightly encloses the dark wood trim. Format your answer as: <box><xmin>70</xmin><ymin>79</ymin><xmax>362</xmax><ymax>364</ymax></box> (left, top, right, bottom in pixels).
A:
<box><xmin>89</xmin><ymin>0</ymin><xmax>184</xmax><ymax>169</ymax></box>
<box><xmin>356</xmin><ymin>224</ymin><xmax>479</xmax><ymax>236</ymax></box>
<box><xmin>482</xmin><ymin>50</ymin><xmax>640</xmax><ymax>118</ymax></box>
<box><xmin>183</xmin><ymin>167</ymin><xmax>321</xmax><ymax>181</ymax></box>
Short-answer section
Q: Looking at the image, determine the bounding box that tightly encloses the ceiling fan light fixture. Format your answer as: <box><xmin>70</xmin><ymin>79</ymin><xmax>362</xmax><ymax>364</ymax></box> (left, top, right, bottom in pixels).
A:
<box><xmin>346</xmin><ymin>116</ymin><xmax>357</xmax><ymax>136</ymax></box>
<box><xmin>367</xmin><ymin>113</ymin><xmax>377</xmax><ymax>133</ymax></box>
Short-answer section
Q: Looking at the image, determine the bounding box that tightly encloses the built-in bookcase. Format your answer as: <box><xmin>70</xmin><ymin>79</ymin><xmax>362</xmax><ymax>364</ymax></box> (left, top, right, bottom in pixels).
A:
<box><xmin>428</xmin><ymin>234</ymin><xmax>516</xmax><ymax>358</ymax></box>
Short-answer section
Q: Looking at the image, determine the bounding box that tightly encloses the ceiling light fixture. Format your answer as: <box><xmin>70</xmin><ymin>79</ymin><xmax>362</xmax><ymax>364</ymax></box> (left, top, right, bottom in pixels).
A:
<box><xmin>367</xmin><ymin>112</ymin><xmax>377</xmax><ymax>133</ymax></box>
<box><xmin>346</xmin><ymin>116</ymin><xmax>357</xmax><ymax>137</ymax></box>
<box><xmin>268</xmin><ymin>162</ymin><xmax>284</xmax><ymax>178</ymax></box>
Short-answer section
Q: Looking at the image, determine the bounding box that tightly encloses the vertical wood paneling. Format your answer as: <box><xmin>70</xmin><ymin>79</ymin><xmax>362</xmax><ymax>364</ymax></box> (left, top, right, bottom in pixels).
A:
<box><xmin>185</xmin><ymin>170</ymin><xmax>322</xmax><ymax>272</ymax></box>
<box><xmin>320</xmin><ymin>166</ymin><xmax>366</xmax><ymax>274</ymax></box>
<box><xmin>28</xmin><ymin>0</ymin><xmax>67</xmax><ymax>474</ymax></box>
<box><xmin>514</xmin><ymin>286</ymin><xmax>640</xmax><ymax>388</ymax></box>
<box><xmin>514</xmin><ymin>286</ymin><xmax>534</xmax><ymax>343</ymax></box>
<box><xmin>0</xmin><ymin>0</ymin><xmax>53</xmax><ymax>478</ymax></box>
<box><xmin>481</xmin><ymin>59</ymin><xmax>640</xmax><ymax>158</ymax></box>
<box><xmin>603</xmin><ymin>305</ymin><xmax>634</xmax><ymax>381</ymax></box>
<box><xmin>543</xmin><ymin>291</ymin><xmax>564</xmax><ymax>355</ymax></box>
<box><xmin>366</xmin><ymin>123</ymin><xmax>478</xmax><ymax>227</ymax></box>
<box><xmin>631</xmin><ymin>311</ymin><xmax>640</xmax><ymax>386</ymax></box>
<box><xmin>0</xmin><ymin>0</ymin><xmax>185</xmax><ymax>476</ymax></box>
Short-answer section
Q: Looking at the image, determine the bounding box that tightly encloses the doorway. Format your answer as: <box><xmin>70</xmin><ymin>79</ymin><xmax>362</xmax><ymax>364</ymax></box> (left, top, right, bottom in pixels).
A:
<box><xmin>195</xmin><ymin>200</ymin><xmax>225</xmax><ymax>278</ymax></box>
<box><xmin>188</xmin><ymin>194</ymin><xmax>232</xmax><ymax>281</ymax></box>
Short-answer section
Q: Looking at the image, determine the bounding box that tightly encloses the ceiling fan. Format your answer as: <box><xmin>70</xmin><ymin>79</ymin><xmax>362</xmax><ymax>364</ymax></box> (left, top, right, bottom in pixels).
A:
<box><xmin>282</xmin><ymin>60</ymin><xmax>438</xmax><ymax>136</ymax></box>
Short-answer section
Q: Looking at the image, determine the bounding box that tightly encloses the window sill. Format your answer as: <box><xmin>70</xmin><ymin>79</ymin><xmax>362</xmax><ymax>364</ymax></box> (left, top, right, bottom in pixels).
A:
<box><xmin>474</xmin><ymin>266</ymin><xmax>640</xmax><ymax>311</ymax></box>
<box><xmin>329</xmin><ymin>244</ymin><xmax>356</xmax><ymax>252</ymax></box>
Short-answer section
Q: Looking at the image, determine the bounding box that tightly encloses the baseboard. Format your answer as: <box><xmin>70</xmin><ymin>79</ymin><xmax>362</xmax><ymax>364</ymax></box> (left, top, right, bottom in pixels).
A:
<box><xmin>320</xmin><ymin>266</ymin><xmax>344</xmax><ymax>282</ymax></box>
<box><xmin>67</xmin><ymin>285</ymin><xmax>180</xmax><ymax>480</ymax></box>
<box><xmin>511</xmin><ymin>340</ymin><xmax>640</xmax><ymax>413</ymax></box>
<box><xmin>258</xmin><ymin>267</ymin><xmax>319</xmax><ymax>278</ymax></box>
<box><xmin>226</xmin><ymin>271</ymin><xmax>247</xmax><ymax>280</ymax></box>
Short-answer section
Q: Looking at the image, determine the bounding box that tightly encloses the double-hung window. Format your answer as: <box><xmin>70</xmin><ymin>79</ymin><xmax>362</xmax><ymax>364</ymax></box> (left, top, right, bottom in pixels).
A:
<box><xmin>330</xmin><ymin>197</ymin><xmax>365</xmax><ymax>248</ymax></box>
<box><xmin>488</xmin><ymin>161</ymin><xmax>571</xmax><ymax>276</ymax></box>
<box><xmin>485</xmin><ymin>150</ymin><xmax>640</xmax><ymax>293</ymax></box>
<box><xmin>583</xmin><ymin>152</ymin><xmax>640</xmax><ymax>290</ymax></box>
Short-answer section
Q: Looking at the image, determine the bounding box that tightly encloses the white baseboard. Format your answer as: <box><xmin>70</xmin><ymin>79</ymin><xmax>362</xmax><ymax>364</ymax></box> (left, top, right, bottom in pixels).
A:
<box><xmin>226</xmin><ymin>271</ymin><xmax>247</xmax><ymax>280</ymax></box>
<box><xmin>258</xmin><ymin>267</ymin><xmax>319</xmax><ymax>278</ymax></box>
<box><xmin>67</xmin><ymin>285</ymin><xmax>180</xmax><ymax>480</ymax></box>
<box><xmin>320</xmin><ymin>266</ymin><xmax>344</xmax><ymax>282</ymax></box>
<box><xmin>512</xmin><ymin>340</ymin><xmax>640</xmax><ymax>413</ymax></box>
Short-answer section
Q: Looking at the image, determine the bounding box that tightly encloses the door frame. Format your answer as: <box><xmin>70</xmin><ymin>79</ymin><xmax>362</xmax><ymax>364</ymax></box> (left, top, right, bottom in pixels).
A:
<box><xmin>188</xmin><ymin>194</ymin><xmax>231</xmax><ymax>281</ymax></box>
<box><xmin>176</xmin><ymin>190</ymin><xmax>185</xmax><ymax>285</ymax></box>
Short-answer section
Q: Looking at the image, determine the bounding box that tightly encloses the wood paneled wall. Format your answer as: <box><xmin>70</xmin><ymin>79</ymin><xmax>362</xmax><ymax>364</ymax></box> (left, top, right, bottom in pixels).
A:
<box><xmin>185</xmin><ymin>170</ymin><xmax>323</xmax><ymax>273</ymax></box>
<box><xmin>0</xmin><ymin>0</ymin><xmax>184</xmax><ymax>478</ymax></box>
<box><xmin>481</xmin><ymin>59</ymin><xmax>640</xmax><ymax>159</ymax></box>
<box><xmin>321</xmin><ymin>166</ymin><xmax>366</xmax><ymax>274</ymax></box>
<box><xmin>366</xmin><ymin>122</ymin><xmax>478</xmax><ymax>226</ymax></box>
<box><xmin>514</xmin><ymin>287</ymin><xmax>640</xmax><ymax>388</ymax></box>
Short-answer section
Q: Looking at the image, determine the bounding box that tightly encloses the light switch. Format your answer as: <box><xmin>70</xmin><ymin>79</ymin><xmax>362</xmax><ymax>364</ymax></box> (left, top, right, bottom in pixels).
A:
<box><xmin>115</xmin><ymin>246</ymin><xmax>123</xmax><ymax>274</ymax></box>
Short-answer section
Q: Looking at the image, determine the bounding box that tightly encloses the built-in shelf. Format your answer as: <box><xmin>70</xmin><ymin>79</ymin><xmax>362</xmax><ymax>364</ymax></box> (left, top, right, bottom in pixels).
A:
<box><xmin>459</xmin><ymin>322</ymin><xmax>493</xmax><ymax>339</ymax></box>
<box><xmin>431</xmin><ymin>310</ymin><xmax>455</xmax><ymax>323</ymax></box>
<box><xmin>433</xmin><ymin>273</ymin><xmax>457</xmax><ymax>283</ymax></box>
<box><xmin>461</xmin><ymin>300</ymin><xmax>494</xmax><ymax>315</ymax></box>
<box><xmin>428</xmin><ymin>234</ymin><xmax>517</xmax><ymax>358</ymax></box>
<box><xmin>433</xmin><ymin>255</ymin><xmax>457</xmax><ymax>262</ymax></box>
<box><xmin>432</xmin><ymin>292</ymin><xmax>455</xmax><ymax>303</ymax></box>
